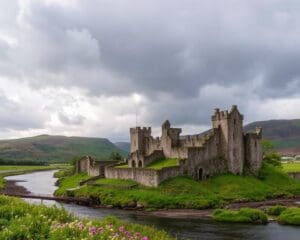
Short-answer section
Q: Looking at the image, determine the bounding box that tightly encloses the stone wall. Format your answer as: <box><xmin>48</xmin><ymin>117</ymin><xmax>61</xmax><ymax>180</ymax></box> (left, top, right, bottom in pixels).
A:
<box><xmin>105</xmin><ymin>166</ymin><xmax>160</xmax><ymax>187</ymax></box>
<box><xmin>244</xmin><ymin>129</ymin><xmax>263</xmax><ymax>172</ymax></box>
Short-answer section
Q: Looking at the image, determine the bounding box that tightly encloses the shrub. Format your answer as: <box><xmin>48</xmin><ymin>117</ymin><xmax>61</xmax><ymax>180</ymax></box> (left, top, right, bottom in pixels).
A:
<box><xmin>278</xmin><ymin>208</ymin><xmax>300</xmax><ymax>225</ymax></box>
<box><xmin>212</xmin><ymin>208</ymin><xmax>268</xmax><ymax>224</ymax></box>
<box><xmin>266</xmin><ymin>205</ymin><xmax>287</xmax><ymax>216</ymax></box>
<box><xmin>263</xmin><ymin>152</ymin><xmax>282</xmax><ymax>167</ymax></box>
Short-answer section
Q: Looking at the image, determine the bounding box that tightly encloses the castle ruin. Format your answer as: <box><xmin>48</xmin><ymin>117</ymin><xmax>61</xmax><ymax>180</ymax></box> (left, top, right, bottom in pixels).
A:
<box><xmin>78</xmin><ymin>105</ymin><xmax>263</xmax><ymax>187</ymax></box>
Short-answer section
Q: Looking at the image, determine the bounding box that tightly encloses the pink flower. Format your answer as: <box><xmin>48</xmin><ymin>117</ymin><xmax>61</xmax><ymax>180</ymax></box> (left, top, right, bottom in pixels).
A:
<box><xmin>142</xmin><ymin>237</ymin><xmax>149</xmax><ymax>240</ymax></box>
<box><xmin>119</xmin><ymin>225</ymin><xmax>125</xmax><ymax>232</ymax></box>
<box><xmin>98</xmin><ymin>227</ymin><xmax>104</xmax><ymax>234</ymax></box>
<box><xmin>89</xmin><ymin>226</ymin><xmax>96</xmax><ymax>236</ymax></box>
<box><xmin>136</xmin><ymin>232</ymin><xmax>141</xmax><ymax>238</ymax></box>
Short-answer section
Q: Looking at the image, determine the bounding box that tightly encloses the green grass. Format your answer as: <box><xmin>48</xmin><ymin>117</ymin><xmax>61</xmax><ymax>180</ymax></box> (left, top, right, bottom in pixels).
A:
<box><xmin>146</xmin><ymin>158</ymin><xmax>179</xmax><ymax>170</ymax></box>
<box><xmin>266</xmin><ymin>205</ymin><xmax>287</xmax><ymax>216</ymax></box>
<box><xmin>278</xmin><ymin>207</ymin><xmax>300</xmax><ymax>225</ymax></box>
<box><xmin>115</xmin><ymin>163</ymin><xmax>130</xmax><ymax>169</ymax></box>
<box><xmin>0</xmin><ymin>195</ymin><xmax>173</xmax><ymax>240</ymax></box>
<box><xmin>54</xmin><ymin>173</ymin><xmax>91</xmax><ymax>196</ymax></box>
<box><xmin>55</xmin><ymin>163</ymin><xmax>300</xmax><ymax>210</ymax></box>
<box><xmin>282</xmin><ymin>162</ymin><xmax>300</xmax><ymax>173</ymax></box>
<box><xmin>212</xmin><ymin>208</ymin><xmax>268</xmax><ymax>224</ymax></box>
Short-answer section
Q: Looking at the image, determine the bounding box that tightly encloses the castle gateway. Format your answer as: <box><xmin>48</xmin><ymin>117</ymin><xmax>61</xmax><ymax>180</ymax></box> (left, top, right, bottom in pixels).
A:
<box><xmin>79</xmin><ymin>105</ymin><xmax>263</xmax><ymax>187</ymax></box>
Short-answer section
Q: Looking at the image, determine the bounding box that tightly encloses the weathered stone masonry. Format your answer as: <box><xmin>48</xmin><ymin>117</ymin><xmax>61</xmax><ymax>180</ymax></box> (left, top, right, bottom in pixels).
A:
<box><xmin>78</xmin><ymin>106</ymin><xmax>263</xmax><ymax>187</ymax></box>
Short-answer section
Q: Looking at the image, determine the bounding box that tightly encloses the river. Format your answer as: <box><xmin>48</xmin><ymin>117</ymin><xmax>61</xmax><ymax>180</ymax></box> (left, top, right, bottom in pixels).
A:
<box><xmin>5</xmin><ymin>170</ymin><xmax>300</xmax><ymax>240</ymax></box>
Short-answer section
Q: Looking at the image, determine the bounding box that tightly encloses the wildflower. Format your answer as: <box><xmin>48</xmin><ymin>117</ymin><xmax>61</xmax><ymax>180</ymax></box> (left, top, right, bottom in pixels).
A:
<box><xmin>135</xmin><ymin>232</ymin><xmax>141</xmax><ymax>238</ymax></box>
<box><xmin>142</xmin><ymin>237</ymin><xmax>149</xmax><ymax>240</ymax></box>
<box><xmin>119</xmin><ymin>226</ymin><xmax>125</xmax><ymax>232</ymax></box>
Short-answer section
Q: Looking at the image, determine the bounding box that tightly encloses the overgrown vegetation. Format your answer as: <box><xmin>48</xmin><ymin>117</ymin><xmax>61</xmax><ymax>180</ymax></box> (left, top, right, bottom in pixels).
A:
<box><xmin>0</xmin><ymin>195</ymin><xmax>173</xmax><ymax>240</ymax></box>
<box><xmin>278</xmin><ymin>207</ymin><xmax>300</xmax><ymax>225</ymax></box>
<box><xmin>55</xmin><ymin>163</ymin><xmax>300</xmax><ymax>210</ymax></box>
<box><xmin>266</xmin><ymin>205</ymin><xmax>287</xmax><ymax>216</ymax></box>
<box><xmin>146</xmin><ymin>158</ymin><xmax>179</xmax><ymax>170</ymax></box>
<box><xmin>212</xmin><ymin>208</ymin><xmax>268</xmax><ymax>224</ymax></box>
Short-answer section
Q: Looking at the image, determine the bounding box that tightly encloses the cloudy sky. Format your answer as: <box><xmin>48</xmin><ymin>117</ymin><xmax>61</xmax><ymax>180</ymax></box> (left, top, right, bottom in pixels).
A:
<box><xmin>0</xmin><ymin>0</ymin><xmax>300</xmax><ymax>141</ymax></box>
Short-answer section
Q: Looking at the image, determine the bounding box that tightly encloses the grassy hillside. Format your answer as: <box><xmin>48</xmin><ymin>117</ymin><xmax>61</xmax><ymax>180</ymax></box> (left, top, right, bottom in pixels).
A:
<box><xmin>114</xmin><ymin>141</ymin><xmax>130</xmax><ymax>152</ymax></box>
<box><xmin>245</xmin><ymin>119</ymin><xmax>300</xmax><ymax>155</ymax></box>
<box><xmin>0</xmin><ymin>135</ymin><xmax>128</xmax><ymax>163</ymax></box>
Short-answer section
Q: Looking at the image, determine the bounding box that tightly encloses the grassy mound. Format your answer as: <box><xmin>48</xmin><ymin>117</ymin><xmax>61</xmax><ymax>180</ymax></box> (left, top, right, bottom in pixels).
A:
<box><xmin>212</xmin><ymin>208</ymin><xmax>268</xmax><ymax>224</ymax></box>
<box><xmin>55</xmin><ymin>163</ymin><xmax>300</xmax><ymax>209</ymax></box>
<box><xmin>266</xmin><ymin>205</ymin><xmax>287</xmax><ymax>216</ymax></box>
<box><xmin>146</xmin><ymin>158</ymin><xmax>179</xmax><ymax>170</ymax></box>
<box><xmin>278</xmin><ymin>208</ymin><xmax>300</xmax><ymax>225</ymax></box>
<box><xmin>0</xmin><ymin>195</ymin><xmax>173</xmax><ymax>240</ymax></box>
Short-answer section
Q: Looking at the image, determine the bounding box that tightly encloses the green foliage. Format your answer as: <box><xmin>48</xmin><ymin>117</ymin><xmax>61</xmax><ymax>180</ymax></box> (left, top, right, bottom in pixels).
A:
<box><xmin>110</xmin><ymin>152</ymin><xmax>123</xmax><ymax>161</ymax></box>
<box><xmin>266</xmin><ymin>205</ymin><xmax>287</xmax><ymax>216</ymax></box>
<box><xmin>146</xmin><ymin>158</ymin><xmax>179</xmax><ymax>170</ymax></box>
<box><xmin>261</xmin><ymin>139</ymin><xmax>274</xmax><ymax>153</ymax></box>
<box><xmin>263</xmin><ymin>152</ymin><xmax>282</xmax><ymax>167</ymax></box>
<box><xmin>0</xmin><ymin>196</ymin><xmax>172</xmax><ymax>240</ymax></box>
<box><xmin>278</xmin><ymin>207</ymin><xmax>300</xmax><ymax>225</ymax></box>
<box><xmin>212</xmin><ymin>208</ymin><xmax>268</xmax><ymax>224</ymax></box>
<box><xmin>55</xmin><ymin>163</ymin><xmax>300</xmax><ymax>210</ymax></box>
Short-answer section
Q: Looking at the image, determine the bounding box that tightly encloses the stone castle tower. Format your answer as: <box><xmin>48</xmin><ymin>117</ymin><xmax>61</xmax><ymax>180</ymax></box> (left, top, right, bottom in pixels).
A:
<box><xmin>124</xmin><ymin>105</ymin><xmax>263</xmax><ymax>184</ymax></box>
<box><xmin>211</xmin><ymin>105</ymin><xmax>244</xmax><ymax>174</ymax></box>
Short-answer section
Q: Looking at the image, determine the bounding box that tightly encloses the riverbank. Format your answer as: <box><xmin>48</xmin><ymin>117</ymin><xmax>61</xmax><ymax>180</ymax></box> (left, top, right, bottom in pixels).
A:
<box><xmin>3</xmin><ymin>169</ymin><xmax>300</xmax><ymax>239</ymax></box>
<box><xmin>55</xmin><ymin>163</ymin><xmax>300</xmax><ymax>210</ymax></box>
<box><xmin>0</xmin><ymin>164</ymin><xmax>69</xmax><ymax>189</ymax></box>
<box><xmin>0</xmin><ymin>195</ymin><xmax>173</xmax><ymax>240</ymax></box>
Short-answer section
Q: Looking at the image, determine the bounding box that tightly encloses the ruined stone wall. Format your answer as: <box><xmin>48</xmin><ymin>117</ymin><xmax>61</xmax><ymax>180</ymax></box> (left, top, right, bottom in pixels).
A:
<box><xmin>157</xmin><ymin>166</ymin><xmax>182</xmax><ymax>184</ymax></box>
<box><xmin>105</xmin><ymin>167</ymin><xmax>160</xmax><ymax>187</ymax></box>
<box><xmin>184</xmin><ymin>128</ymin><xmax>226</xmax><ymax>179</ymax></box>
<box><xmin>76</xmin><ymin>156</ymin><xmax>90</xmax><ymax>174</ymax></box>
<box><xmin>143</xmin><ymin>150</ymin><xmax>165</xmax><ymax>166</ymax></box>
<box><xmin>244</xmin><ymin>131</ymin><xmax>263</xmax><ymax>172</ymax></box>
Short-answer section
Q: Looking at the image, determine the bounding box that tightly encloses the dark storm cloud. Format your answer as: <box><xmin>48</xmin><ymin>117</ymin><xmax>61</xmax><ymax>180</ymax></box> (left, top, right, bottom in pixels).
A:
<box><xmin>1</xmin><ymin>0</ymin><xmax>300</xmax><ymax>136</ymax></box>
<box><xmin>12</xmin><ymin>0</ymin><xmax>300</xmax><ymax>99</ymax></box>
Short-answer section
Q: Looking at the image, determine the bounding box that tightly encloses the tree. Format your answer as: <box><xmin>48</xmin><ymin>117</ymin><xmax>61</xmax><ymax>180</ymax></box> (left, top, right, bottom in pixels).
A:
<box><xmin>110</xmin><ymin>152</ymin><xmax>122</xmax><ymax>161</ymax></box>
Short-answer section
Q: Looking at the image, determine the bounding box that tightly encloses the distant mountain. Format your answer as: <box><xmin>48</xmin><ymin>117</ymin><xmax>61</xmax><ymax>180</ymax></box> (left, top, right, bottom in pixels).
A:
<box><xmin>114</xmin><ymin>142</ymin><xmax>130</xmax><ymax>152</ymax></box>
<box><xmin>245</xmin><ymin>119</ymin><xmax>300</xmax><ymax>156</ymax></box>
<box><xmin>0</xmin><ymin>135</ymin><xmax>127</xmax><ymax>163</ymax></box>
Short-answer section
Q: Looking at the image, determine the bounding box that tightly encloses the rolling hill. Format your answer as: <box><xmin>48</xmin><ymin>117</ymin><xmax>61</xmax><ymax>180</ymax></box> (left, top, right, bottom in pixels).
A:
<box><xmin>245</xmin><ymin>119</ymin><xmax>300</xmax><ymax>156</ymax></box>
<box><xmin>114</xmin><ymin>142</ymin><xmax>130</xmax><ymax>152</ymax></box>
<box><xmin>0</xmin><ymin>135</ymin><xmax>128</xmax><ymax>163</ymax></box>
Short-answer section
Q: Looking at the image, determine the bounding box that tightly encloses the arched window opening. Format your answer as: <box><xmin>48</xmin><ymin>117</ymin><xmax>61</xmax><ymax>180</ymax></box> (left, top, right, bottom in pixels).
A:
<box><xmin>138</xmin><ymin>160</ymin><xmax>143</xmax><ymax>168</ymax></box>
<box><xmin>198</xmin><ymin>168</ymin><xmax>203</xmax><ymax>180</ymax></box>
<box><xmin>132</xmin><ymin>160</ymin><xmax>136</xmax><ymax>168</ymax></box>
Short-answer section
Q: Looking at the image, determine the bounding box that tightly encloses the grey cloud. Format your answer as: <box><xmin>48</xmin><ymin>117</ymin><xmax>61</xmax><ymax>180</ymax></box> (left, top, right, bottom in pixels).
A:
<box><xmin>0</xmin><ymin>93</ymin><xmax>47</xmax><ymax>130</ymax></box>
<box><xmin>58</xmin><ymin>112</ymin><xmax>85</xmax><ymax>125</ymax></box>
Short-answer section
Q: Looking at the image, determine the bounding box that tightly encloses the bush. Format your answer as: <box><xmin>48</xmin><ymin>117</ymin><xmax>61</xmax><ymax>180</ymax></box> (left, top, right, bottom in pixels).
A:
<box><xmin>264</xmin><ymin>152</ymin><xmax>282</xmax><ymax>167</ymax></box>
<box><xmin>266</xmin><ymin>205</ymin><xmax>287</xmax><ymax>216</ymax></box>
<box><xmin>278</xmin><ymin>208</ymin><xmax>300</xmax><ymax>225</ymax></box>
<box><xmin>212</xmin><ymin>208</ymin><xmax>268</xmax><ymax>224</ymax></box>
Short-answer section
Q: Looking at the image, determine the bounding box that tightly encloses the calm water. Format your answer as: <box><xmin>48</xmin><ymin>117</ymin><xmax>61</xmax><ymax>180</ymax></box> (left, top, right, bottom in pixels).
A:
<box><xmin>5</xmin><ymin>170</ymin><xmax>300</xmax><ymax>240</ymax></box>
